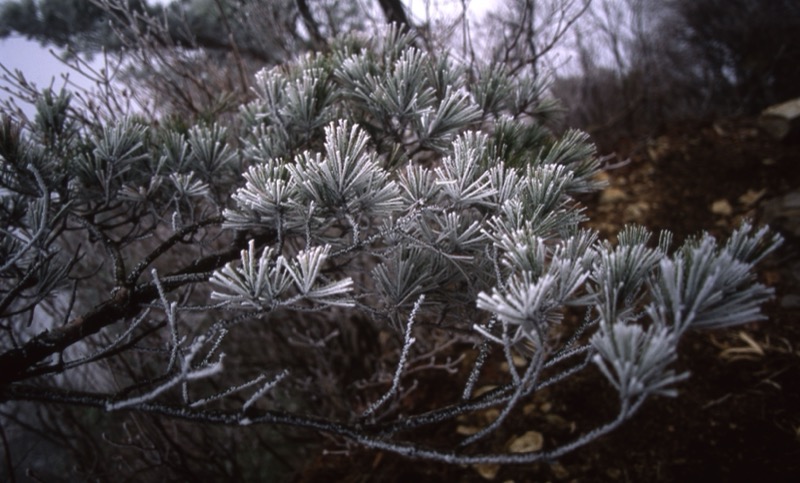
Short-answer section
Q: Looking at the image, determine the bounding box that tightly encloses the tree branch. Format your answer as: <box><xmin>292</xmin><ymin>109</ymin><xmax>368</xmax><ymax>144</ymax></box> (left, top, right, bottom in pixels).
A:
<box><xmin>0</xmin><ymin>230</ymin><xmax>274</xmax><ymax>386</ymax></box>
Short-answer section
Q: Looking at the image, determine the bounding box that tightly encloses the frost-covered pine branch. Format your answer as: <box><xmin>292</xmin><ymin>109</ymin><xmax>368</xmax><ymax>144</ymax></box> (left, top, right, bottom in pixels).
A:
<box><xmin>0</xmin><ymin>24</ymin><xmax>783</xmax><ymax>475</ymax></box>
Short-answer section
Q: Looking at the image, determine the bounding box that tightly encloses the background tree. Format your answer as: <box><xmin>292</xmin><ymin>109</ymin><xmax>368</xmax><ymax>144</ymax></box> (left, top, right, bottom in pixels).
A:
<box><xmin>672</xmin><ymin>0</ymin><xmax>800</xmax><ymax>112</ymax></box>
<box><xmin>548</xmin><ymin>0</ymin><xmax>800</xmax><ymax>147</ymax></box>
<box><xmin>0</xmin><ymin>0</ymin><xmax>412</xmax><ymax>120</ymax></box>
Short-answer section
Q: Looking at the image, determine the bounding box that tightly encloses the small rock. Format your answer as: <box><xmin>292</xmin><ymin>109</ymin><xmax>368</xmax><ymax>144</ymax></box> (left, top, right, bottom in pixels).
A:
<box><xmin>711</xmin><ymin>199</ymin><xmax>733</xmax><ymax>216</ymax></box>
<box><xmin>508</xmin><ymin>430</ymin><xmax>544</xmax><ymax>453</ymax></box>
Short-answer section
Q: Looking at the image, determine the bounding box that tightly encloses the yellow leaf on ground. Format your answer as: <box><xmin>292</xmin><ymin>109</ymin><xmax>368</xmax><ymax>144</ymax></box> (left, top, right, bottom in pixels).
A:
<box><xmin>508</xmin><ymin>430</ymin><xmax>544</xmax><ymax>453</ymax></box>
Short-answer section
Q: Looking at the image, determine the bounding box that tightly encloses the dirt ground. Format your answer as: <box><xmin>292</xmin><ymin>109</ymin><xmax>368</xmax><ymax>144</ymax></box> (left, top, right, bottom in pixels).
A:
<box><xmin>299</xmin><ymin>117</ymin><xmax>800</xmax><ymax>482</ymax></box>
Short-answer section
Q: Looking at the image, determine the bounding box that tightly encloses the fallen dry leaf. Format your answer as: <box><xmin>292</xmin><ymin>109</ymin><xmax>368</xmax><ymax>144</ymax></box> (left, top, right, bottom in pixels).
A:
<box><xmin>456</xmin><ymin>425</ymin><xmax>480</xmax><ymax>436</ymax></box>
<box><xmin>508</xmin><ymin>430</ymin><xmax>544</xmax><ymax>453</ymax></box>
<box><xmin>738</xmin><ymin>188</ymin><xmax>766</xmax><ymax>207</ymax></box>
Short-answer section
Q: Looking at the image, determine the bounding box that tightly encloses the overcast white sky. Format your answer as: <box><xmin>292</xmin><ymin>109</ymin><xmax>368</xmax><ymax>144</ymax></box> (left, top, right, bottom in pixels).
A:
<box><xmin>0</xmin><ymin>36</ymin><xmax>71</xmax><ymax>118</ymax></box>
<box><xmin>0</xmin><ymin>36</ymin><xmax>66</xmax><ymax>88</ymax></box>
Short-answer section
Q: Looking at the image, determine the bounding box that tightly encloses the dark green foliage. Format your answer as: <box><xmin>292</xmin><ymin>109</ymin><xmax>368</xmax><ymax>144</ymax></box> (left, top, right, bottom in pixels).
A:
<box><xmin>0</xmin><ymin>0</ymin><xmax>146</xmax><ymax>52</ymax></box>
<box><xmin>675</xmin><ymin>0</ymin><xmax>800</xmax><ymax>110</ymax></box>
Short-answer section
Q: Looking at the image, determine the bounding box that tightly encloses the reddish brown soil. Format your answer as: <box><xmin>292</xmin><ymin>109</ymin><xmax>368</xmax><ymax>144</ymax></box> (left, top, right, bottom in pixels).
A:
<box><xmin>299</xmin><ymin>118</ymin><xmax>800</xmax><ymax>482</ymax></box>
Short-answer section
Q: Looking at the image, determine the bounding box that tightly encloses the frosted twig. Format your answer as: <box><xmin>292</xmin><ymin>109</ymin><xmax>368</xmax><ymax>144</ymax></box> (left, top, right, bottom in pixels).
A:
<box><xmin>542</xmin><ymin>396</ymin><xmax>645</xmax><ymax>460</ymax></box>
<box><xmin>599</xmin><ymin>153</ymin><xmax>631</xmax><ymax>171</ymax></box>
<box><xmin>461</xmin><ymin>349</ymin><xmax>545</xmax><ymax>446</ymax></box>
<box><xmin>538</xmin><ymin>352</ymin><xmax>593</xmax><ymax>390</ymax></box>
<box><xmin>345</xmin><ymin>395</ymin><xmax>646</xmax><ymax>466</ymax></box>
<box><xmin>345</xmin><ymin>213</ymin><xmax>360</xmax><ymax>244</ymax></box>
<box><xmin>288</xmin><ymin>328</ymin><xmax>339</xmax><ymax>349</ymax></box>
<box><xmin>243</xmin><ymin>369</ymin><xmax>290</xmax><ymax>411</ymax></box>
<box><xmin>404</xmin><ymin>354</ymin><xmax>465</xmax><ymax>376</ymax></box>
<box><xmin>501</xmin><ymin>321</ymin><xmax>521</xmax><ymax>385</ymax></box>
<box><xmin>489</xmin><ymin>245</ymin><xmax>505</xmax><ymax>293</ymax></box>
<box><xmin>151</xmin><ymin>269</ymin><xmax>181</xmax><ymax>372</ymax></box>
<box><xmin>462</xmin><ymin>338</ymin><xmax>491</xmax><ymax>400</ymax></box>
<box><xmin>200</xmin><ymin>328</ymin><xmax>228</xmax><ymax>366</ymax></box>
<box><xmin>171</xmin><ymin>211</ymin><xmax>181</xmax><ymax>232</ymax></box>
<box><xmin>545</xmin><ymin>344</ymin><xmax>592</xmax><ymax>369</ymax></box>
<box><xmin>190</xmin><ymin>373</ymin><xmax>268</xmax><ymax>408</ymax></box>
<box><xmin>330</xmin><ymin>208</ymin><xmax>421</xmax><ymax>258</ymax></box>
<box><xmin>362</xmin><ymin>294</ymin><xmax>424</xmax><ymax>417</ymax></box>
<box><xmin>304</xmin><ymin>201</ymin><xmax>316</xmax><ymax>249</ymax></box>
<box><xmin>106</xmin><ymin>336</ymin><xmax>224</xmax><ymax>411</ymax></box>
<box><xmin>552</xmin><ymin>308</ymin><xmax>596</xmax><ymax>357</ymax></box>
<box><xmin>406</xmin><ymin>335</ymin><xmax>461</xmax><ymax>366</ymax></box>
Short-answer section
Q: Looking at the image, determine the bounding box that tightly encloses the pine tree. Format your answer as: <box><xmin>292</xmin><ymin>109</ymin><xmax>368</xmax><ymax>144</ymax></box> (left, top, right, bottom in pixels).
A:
<box><xmin>0</xmin><ymin>25</ymin><xmax>781</xmax><ymax>477</ymax></box>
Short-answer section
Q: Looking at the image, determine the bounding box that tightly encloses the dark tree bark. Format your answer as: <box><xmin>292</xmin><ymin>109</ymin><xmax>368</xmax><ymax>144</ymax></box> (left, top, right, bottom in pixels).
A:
<box><xmin>378</xmin><ymin>0</ymin><xmax>412</xmax><ymax>29</ymax></box>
